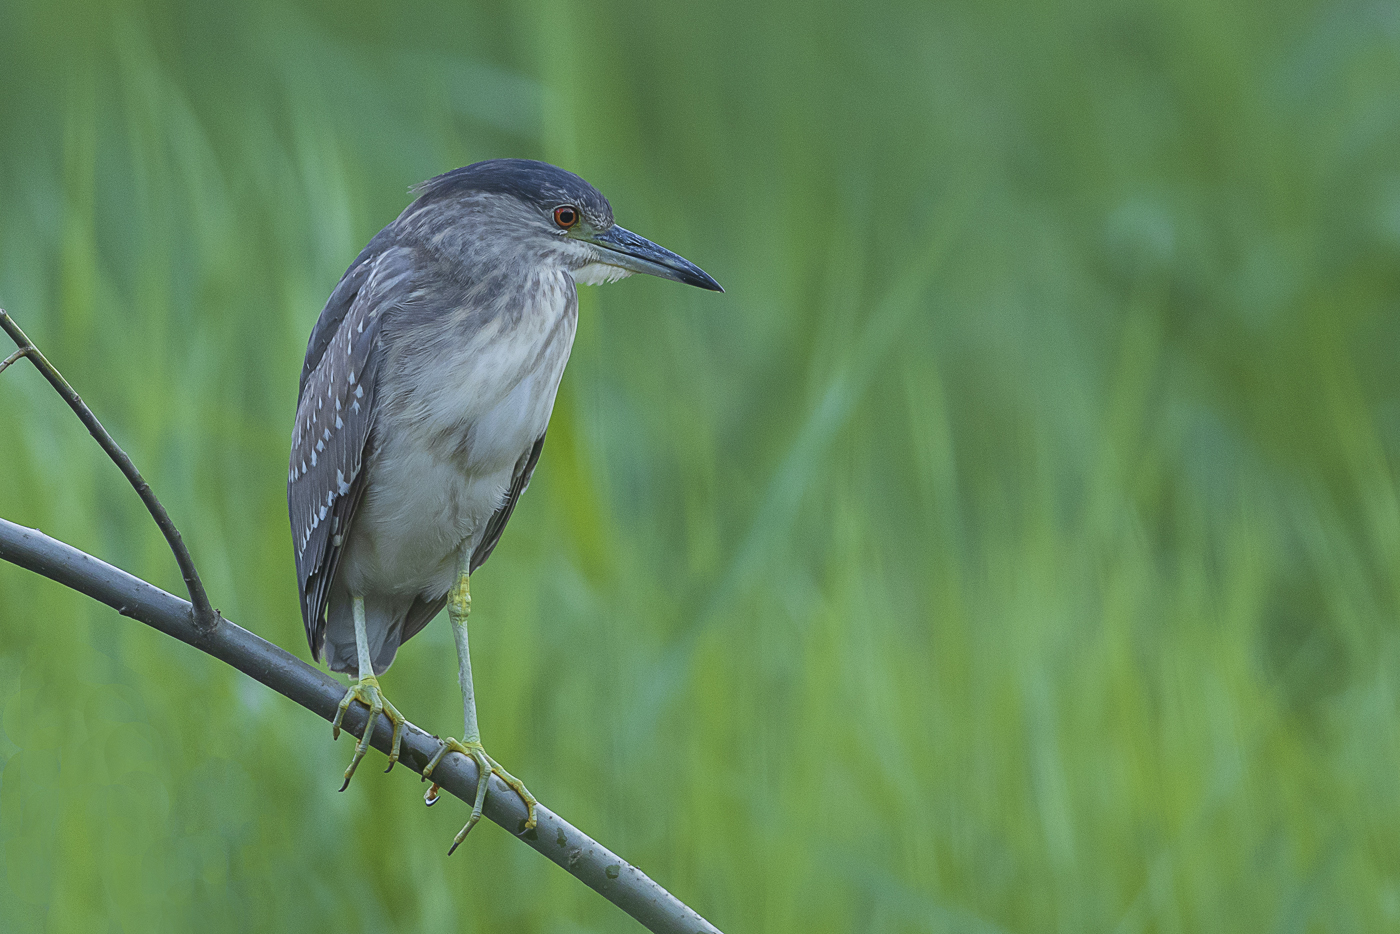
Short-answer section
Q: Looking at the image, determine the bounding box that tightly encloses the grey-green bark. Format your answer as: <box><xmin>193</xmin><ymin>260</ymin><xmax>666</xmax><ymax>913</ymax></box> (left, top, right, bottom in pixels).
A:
<box><xmin>0</xmin><ymin>518</ymin><xmax>723</xmax><ymax>934</ymax></box>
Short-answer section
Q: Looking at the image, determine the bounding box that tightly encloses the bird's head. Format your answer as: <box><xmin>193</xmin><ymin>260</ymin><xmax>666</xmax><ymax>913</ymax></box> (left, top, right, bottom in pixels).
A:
<box><xmin>410</xmin><ymin>159</ymin><xmax>723</xmax><ymax>292</ymax></box>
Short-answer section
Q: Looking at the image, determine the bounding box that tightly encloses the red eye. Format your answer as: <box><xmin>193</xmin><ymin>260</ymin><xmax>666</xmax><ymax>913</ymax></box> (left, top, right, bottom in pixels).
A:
<box><xmin>553</xmin><ymin>205</ymin><xmax>580</xmax><ymax>229</ymax></box>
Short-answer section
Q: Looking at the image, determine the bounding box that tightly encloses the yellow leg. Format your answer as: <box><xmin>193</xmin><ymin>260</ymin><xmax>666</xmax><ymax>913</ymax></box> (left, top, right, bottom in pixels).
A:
<box><xmin>331</xmin><ymin>595</ymin><xmax>407</xmax><ymax>790</ymax></box>
<box><xmin>421</xmin><ymin>563</ymin><xmax>538</xmax><ymax>852</ymax></box>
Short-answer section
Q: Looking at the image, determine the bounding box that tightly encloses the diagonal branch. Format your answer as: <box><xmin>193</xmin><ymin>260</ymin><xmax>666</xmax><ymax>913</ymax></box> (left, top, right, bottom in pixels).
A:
<box><xmin>0</xmin><ymin>306</ymin><xmax>721</xmax><ymax>932</ymax></box>
<box><xmin>0</xmin><ymin>518</ymin><xmax>723</xmax><ymax>934</ymax></box>
<box><xmin>0</xmin><ymin>308</ymin><xmax>217</xmax><ymax>631</ymax></box>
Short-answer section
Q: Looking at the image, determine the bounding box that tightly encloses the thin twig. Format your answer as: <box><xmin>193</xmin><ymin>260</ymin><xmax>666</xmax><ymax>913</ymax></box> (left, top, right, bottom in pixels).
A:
<box><xmin>0</xmin><ymin>346</ymin><xmax>28</xmax><ymax>374</ymax></box>
<box><xmin>0</xmin><ymin>518</ymin><xmax>723</xmax><ymax>934</ymax></box>
<box><xmin>0</xmin><ymin>308</ymin><xmax>217</xmax><ymax>632</ymax></box>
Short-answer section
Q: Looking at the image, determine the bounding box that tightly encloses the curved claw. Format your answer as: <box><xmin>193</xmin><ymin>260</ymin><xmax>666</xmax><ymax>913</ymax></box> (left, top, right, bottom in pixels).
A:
<box><xmin>422</xmin><ymin>737</ymin><xmax>538</xmax><ymax>852</ymax></box>
<box><xmin>332</xmin><ymin>675</ymin><xmax>406</xmax><ymax>791</ymax></box>
<box><xmin>383</xmin><ymin>711</ymin><xmax>405</xmax><ymax>774</ymax></box>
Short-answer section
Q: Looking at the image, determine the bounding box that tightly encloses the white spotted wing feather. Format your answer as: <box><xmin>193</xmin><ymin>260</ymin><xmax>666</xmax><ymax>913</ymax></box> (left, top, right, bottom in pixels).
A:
<box><xmin>288</xmin><ymin>243</ymin><xmax>414</xmax><ymax>660</ymax></box>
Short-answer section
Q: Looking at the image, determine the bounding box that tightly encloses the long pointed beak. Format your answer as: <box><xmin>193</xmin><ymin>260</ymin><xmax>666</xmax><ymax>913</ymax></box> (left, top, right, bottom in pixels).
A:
<box><xmin>584</xmin><ymin>225</ymin><xmax>724</xmax><ymax>292</ymax></box>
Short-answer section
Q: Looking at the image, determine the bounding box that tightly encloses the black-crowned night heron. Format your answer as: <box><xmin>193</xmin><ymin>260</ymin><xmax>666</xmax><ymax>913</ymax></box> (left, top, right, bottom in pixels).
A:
<box><xmin>288</xmin><ymin>159</ymin><xmax>721</xmax><ymax>850</ymax></box>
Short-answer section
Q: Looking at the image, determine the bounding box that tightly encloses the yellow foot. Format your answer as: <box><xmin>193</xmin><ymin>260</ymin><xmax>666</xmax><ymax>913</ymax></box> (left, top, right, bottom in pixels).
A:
<box><xmin>421</xmin><ymin>738</ymin><xmax>538</xmax><ymax>853</ymax></box>
<box><xmin>330</xmin><ymin>675</ymin><xmax>406</xmax><ymax>790</ymax></box>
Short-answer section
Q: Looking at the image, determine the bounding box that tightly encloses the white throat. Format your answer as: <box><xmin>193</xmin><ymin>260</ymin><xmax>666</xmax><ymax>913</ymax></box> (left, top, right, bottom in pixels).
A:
<box><xmin>571</xmin><ymin>262</ymin><xmax>636</xmax><ymax>286</ymax></box>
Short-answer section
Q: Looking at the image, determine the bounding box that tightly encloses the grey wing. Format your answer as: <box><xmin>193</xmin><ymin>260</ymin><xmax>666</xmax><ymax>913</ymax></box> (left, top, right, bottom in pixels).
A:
<box><xmin>395</xmin><ymin>435</ymin><xmax>546</xmax><ymax>649</ymax></box>
<box><xmin>289</xmin><ymin>244</ymin><xmax>417</xmax><ymax>660</ymax></box>
<box><xmin>298</xmin><ymin>228</ymin><xmax>393</xmax><ymax>396</ymax></box>
<box><xmin>397</xmin><ymin>594</ymin><xmax>450</xmax><ymax>648</ymax></box>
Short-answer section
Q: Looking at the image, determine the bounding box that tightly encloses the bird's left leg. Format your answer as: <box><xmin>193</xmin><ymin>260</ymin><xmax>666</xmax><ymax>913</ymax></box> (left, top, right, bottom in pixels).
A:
<box><xmin>422</xmin><ymin>558</ymin><xmax>538</xmax><ymax>851</ymax></box>
<box><xmin>330</xmin><ymin>594</ymin><xmax>408</xmax><ymax>790</ymax></box>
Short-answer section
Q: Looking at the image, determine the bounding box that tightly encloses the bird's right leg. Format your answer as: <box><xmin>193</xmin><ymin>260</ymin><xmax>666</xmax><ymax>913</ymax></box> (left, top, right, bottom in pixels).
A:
<box><xmin>330</xmin><ymin>595</ymin><xmax>407</xmax><ymax>790</ymax></box>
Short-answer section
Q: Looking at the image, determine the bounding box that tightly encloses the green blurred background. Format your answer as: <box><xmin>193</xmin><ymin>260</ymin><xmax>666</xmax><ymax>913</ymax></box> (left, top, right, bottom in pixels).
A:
<box><xmin>2</xmin><ymin>0</ymin><xmax>1399</xmax><ymax>930</ymax></box>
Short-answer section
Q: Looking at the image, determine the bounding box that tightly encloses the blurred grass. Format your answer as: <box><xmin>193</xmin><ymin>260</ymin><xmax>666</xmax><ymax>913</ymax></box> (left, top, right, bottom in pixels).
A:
<box><xmin>2</xmin><ymin>0</ymin><xmax>1400</xmax><ymax>930</ymax></box>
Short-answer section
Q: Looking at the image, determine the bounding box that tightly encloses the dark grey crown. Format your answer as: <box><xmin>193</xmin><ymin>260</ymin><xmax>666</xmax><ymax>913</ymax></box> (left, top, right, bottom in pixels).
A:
<box><xmin>413</xmin><ymin>159</ymin><xmax>614</xmax><ymax>228</ymax></box>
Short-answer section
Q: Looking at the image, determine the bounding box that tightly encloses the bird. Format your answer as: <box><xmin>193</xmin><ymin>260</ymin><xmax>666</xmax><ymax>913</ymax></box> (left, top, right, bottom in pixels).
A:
<box><xmin>288</xmin><ymin>159</ymin><xmax>722</xmax><ymax>850</ymax></box>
